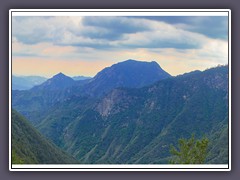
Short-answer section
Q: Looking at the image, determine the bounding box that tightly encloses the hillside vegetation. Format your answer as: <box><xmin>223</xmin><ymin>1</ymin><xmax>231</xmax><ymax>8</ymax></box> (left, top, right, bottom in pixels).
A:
<box><xmin>12</xmin><ymin>109</ymin><xmax>78</xmax><ymax>164</ymax></box>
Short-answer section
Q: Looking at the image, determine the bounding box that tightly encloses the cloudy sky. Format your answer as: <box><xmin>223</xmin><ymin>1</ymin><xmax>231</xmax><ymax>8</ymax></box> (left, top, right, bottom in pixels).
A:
<box><xmin>12</xmin><ymin>15</ymin><xmax>228</xmax><ymax>78</ymax></box>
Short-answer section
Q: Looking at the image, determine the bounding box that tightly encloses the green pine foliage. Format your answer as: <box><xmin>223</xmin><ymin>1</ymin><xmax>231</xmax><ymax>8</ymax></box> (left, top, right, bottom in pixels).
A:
<box><xmin>12</xmin><ymin>149</ymin><xmax>24</xmax><ymax>164</ymax></box>
<box><xmin>169</xmin><ymin>135</ymin><xmax>209</xmax><ymax>164</ymax></box>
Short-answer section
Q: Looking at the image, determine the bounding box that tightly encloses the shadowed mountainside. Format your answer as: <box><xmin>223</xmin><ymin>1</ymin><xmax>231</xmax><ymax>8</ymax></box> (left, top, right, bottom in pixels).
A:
<box><xmin>12</xmin><ymin>109</ymin><xmax>78</xmax><ymax>164</ymax></box>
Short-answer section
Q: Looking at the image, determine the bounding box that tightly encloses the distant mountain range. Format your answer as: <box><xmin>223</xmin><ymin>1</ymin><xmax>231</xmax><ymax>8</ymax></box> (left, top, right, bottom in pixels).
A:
<box><xmin>72</xmin><ymin>76</ymin><xmax>92</xmax><ymax>81</ymax></box>
<box><xmin>11</xmin><ymin>60</ymin><xmax>229</xmax><ymax>164</ymax></box>
<box><xmin>12</xmin><ymin>74</ymin><xmax>92</xmax><ymax>91</ymax></box>
<box><xmin>12</xmin><ymin>75</ymin><xmax>47</xmax><ymax>90</ymax></box>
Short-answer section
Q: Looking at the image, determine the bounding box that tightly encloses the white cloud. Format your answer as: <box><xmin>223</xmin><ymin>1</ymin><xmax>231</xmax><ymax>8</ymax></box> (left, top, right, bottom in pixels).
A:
<box><xmin>12</xmin><ymin>16</ymin><xmax>229</xmax><ymax>76</ymax></box>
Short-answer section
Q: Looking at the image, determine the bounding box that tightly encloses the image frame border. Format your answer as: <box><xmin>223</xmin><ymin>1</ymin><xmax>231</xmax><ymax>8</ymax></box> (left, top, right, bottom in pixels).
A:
<box><xmin>9</xmin><ymin>9</ymin><xmax>231</xmax><ymax>171</ymax></box>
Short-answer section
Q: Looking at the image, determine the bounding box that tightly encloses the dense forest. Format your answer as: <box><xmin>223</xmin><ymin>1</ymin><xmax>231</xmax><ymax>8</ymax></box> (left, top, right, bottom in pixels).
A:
<box><xmin>12</xmin><ymin>109</ymin><xmax>78</xmax><ymax>164</ymax></box>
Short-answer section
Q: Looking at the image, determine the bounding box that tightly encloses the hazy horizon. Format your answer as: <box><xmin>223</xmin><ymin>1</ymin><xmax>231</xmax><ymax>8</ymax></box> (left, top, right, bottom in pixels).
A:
<box><xmin>12</xmin><ymin>60</ymin><xmax>228</xmax><ymax>79</ymax></box>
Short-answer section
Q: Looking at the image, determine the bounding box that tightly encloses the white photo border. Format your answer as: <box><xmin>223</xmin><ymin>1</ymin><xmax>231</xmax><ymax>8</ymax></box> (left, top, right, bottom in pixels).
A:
<box><xmin>9</xmin><ymin>9</ymin><xmax>231</xmax><ymax>171</ymax></box>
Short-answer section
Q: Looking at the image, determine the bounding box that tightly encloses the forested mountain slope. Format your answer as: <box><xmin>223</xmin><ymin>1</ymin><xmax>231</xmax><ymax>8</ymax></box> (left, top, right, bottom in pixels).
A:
<box><xmin>12</xmin><ymin>109</ymin><xmax>78</xmax><ymax>164</ymax></box>
<box><xmin>26</xmin><ymin>65</ymin><xmax>228</xmax><ymax>164</ymax></box>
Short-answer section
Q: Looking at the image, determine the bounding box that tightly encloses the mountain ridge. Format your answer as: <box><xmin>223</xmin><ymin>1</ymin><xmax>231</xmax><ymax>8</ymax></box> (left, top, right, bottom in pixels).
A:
<box><xmin>12</xmin><ymin>75</ymin><xmax>47</xmax><ymax>90</ymax></box>
<box><xmin>12</xmin><ymin>109</ymin><xmax>78</xmax><ymax>164</ymax></box>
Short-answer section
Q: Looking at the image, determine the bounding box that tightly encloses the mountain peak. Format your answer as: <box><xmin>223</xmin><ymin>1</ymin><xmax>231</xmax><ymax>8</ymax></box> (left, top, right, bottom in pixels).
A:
<box><xmin>52</xmin><ymin>72</ymin><xmax>67</xmax><ymax>79</ymax></box>
<box><xmin>32</xmin><ymin>72</ymin><xmax>74</xmax><ymax>91</ymax></box>
<box><xmin>120</xmin><ymin>59</ymin><xmax>157</xmax><ymax>64</ymax></box>
<box><xmin>150</xmin><ymin>60</ymin><xmax>160</xmax><ymax>65</ymax></box>
<box><xmin>83</xmin><ymin>59</ymin><xmax>171</xmax><ymax>97</ymax></box>
<box><xmin>127</xmin><ymin>59</ymin><xmax>157</xmax><ymax>63</ymax></box>
<box><xmin>115</xmin><ymin>59</ymin><xmax>162</xmax><ymax>69</ymax></box>
<box><xmin>57</xmin><ymin>72</ymin><xmax>64</xmax><ymax>75</ymax></box>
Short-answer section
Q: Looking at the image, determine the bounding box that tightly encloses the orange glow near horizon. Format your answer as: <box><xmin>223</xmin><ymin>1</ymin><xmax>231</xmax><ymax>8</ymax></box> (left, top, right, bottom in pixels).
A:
<box><xmin>12</xmin><ymin>55</ymin><xmax>222</xmax><ymax>78</ymax></box>
<box><xmin>12</xmin><ymin>43</ymin><xmax>228</xmax><ymax>78</ymax></box>
<box><xmin>12</xmin><ymin>57</ymin><xmax>113</xmax><ymax>78</ymax></box>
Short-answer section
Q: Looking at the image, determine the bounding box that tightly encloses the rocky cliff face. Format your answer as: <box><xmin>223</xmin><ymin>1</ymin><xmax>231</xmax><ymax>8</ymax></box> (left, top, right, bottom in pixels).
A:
<box><xmin>96</xmin><ymin>89</ymin><xmax>137</xmax><ymax>117</ymax></box>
